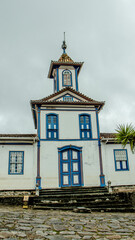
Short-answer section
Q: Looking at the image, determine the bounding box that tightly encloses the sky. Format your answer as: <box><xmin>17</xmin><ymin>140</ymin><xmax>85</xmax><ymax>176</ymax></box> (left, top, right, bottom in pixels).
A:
<box><xmin>0</xmin><ymin>0</ymin><xmax>135</xmax><ymax>134</ymax></box>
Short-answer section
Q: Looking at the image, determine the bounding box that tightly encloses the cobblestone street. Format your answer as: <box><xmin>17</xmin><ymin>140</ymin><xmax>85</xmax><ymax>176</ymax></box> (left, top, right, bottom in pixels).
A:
<box><xmin>0</xmin><ymin>207</ymin><xmax>135</xmax><ymax>240</ymax></box>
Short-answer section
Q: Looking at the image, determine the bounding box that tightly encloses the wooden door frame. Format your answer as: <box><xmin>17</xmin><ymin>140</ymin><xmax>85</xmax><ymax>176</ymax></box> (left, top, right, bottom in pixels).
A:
<box><xmin>58</xmin><ymin>145</ymin><xmax>84</xmax><ymax>187</ymax></box>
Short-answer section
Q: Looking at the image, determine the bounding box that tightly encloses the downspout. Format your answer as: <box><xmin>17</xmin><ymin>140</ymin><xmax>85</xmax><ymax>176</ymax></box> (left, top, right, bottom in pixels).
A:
<box><xmin>36</xmin><ymin>105</ymin><xmax>41</xmax><ymax>189</ymax></box>
<box><xmin>75</xmin><ymin>67</ymin><xmax>78</xmax><ymax>91</ymax></box>
<box><xmin>56</xmin><ymin>68</ymin><xmax>59</xmax><ymax>92</ymax></box>
<box><xmin>96</xmin><ymin>107</ymin><xmax>106</xmax><ymax>187</ymax></box>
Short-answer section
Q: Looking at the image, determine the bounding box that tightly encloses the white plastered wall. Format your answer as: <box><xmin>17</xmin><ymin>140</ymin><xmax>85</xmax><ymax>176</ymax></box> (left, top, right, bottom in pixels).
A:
<box><xmin>0</xmin><ymin>144</ymin><xmax>37</xmax><ymax>190</ymax></box>
<box><xmin>40</xmin><ymin>140</ymin><xmax>100</xmax><ymax>189</ymax></box>
<box><xmin>102</xmin><ymin>143</ymin><xmax>135</xmax><ymax>186</ymax></box>
<box><xmin>39</xmin><ymin>107</ymin><xmax>100</xmax><ymax>188</ymax></box>
<box><xmin>40</xmin><ymin>108</ymin><xmax>98</xmax><ymax>140</ymax></box>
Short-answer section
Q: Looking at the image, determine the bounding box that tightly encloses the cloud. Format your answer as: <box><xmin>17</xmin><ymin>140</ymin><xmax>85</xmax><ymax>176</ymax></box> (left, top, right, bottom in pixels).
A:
<box><xmin>0</xmin><ymin>0</ymin><xmax>135</xmax><ymax>133</ymax></box>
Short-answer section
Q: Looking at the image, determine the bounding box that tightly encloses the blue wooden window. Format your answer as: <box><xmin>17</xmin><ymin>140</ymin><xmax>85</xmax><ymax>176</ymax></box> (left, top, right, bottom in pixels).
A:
<box><xmin>9</xmin><ymin>151</ymin><xmax>24</xmax><ymax>175</ymax></box>
<box><xmin>114</xmin><ymin>149</ymin><xmax>129</xmax><ymax>171</ymax></box>
<box><xmin>63</xmin><ymin>96</ymin><xmax>73</xmax><ymax>102</ymax></box>
<box><xmin>46</xmin><ymin>114</ymin><xmax>58</xmax><ymax>139</ymax></box>
<box><xmin>62</xmin><ymin>70</ymin><xmax>72</xmax><ymax>86</ymax></box>
<box><xmin>79</xmin><ymin>114</ymin><xmax>92</xmax><ymax>139</ymax></box>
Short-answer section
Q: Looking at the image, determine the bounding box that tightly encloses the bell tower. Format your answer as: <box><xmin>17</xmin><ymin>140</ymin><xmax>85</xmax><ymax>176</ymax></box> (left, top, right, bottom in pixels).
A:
<box><xmin>48</xmin><ymin>33</ymin><xmax>83</xmax><ymax>93</ymax></box>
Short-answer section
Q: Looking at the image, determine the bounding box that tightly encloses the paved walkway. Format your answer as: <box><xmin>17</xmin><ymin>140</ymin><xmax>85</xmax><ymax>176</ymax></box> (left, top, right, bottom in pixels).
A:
<box><xmin>0</xmin><ymin>207</ymin><xmax>135</xmax><ymax>239</ymax></box>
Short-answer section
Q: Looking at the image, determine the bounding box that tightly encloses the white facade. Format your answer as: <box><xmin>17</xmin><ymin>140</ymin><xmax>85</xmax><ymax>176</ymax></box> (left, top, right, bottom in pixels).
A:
<box><xmin>0</xmin><ymin>45</ymin><xmax>135</xmax><ymax>190</ymax></box>
<box><xmin>0</xmin><ymin>136</ymin><xmax>37</xmax><ymax>190</ymax></box>
<box><xmin>40</xmin><ymin>140</ymin><xmax>100</xmax><ymax>189</ymax></box>
<box><xmin>40</xmin><ymin>107</ymin><xmax>98</xmax><ymax>140</ymax></box>
<box><xmin>102</xmin><ymin>142</ymin><xmax>135</xmax><ymax>186</ymax></box>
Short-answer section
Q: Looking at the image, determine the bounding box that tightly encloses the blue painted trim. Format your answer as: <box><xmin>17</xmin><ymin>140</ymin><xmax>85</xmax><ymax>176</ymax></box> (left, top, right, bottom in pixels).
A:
<box><xmin>75</xmin><ymin>68</ymin><xmax>78</xmax><ymax>91</ymax></box>
<box><xmin>8</xmin><ymin>151</ymin><xmax>24</xmax><ymax>175</ymax></box>
<box><xmin>54</xmin><ymin>93</ymin><xmax>82</xmax><ymax>102</ymax></box>
<box><xmin>46</xmin><ymin>113</ymin><xmax>59</xmax><ymax>139</ymax></box>
<box><xmin>58</xmin><ymin>145</ymin><xmax>83</xmax><ymax>187</ymax></box>
<box><xmin>58</xmin><ymin>145</ymin><xmax>82</xmax><ymax>152</ymax></box>
<box><xmin>40</xmin><ymin>108</ymin><xmax>96</xmax><ymax>112</ymax></box>
<box><xmin>114</xmin><ymin>149</ymin><xmax>129</xmax><ymax>171</ymax></box>
<box><xmin>79</xmin><ymin>114</ymin><xmax>92</xmax><ymax>140</ymax></box>
<box><xmin>36</xmin><ymin>177</ymin><xmax>42</xmax><ymax>190</ymax></box>
<box><xmin>63</xmin><ymin>96</ymin><xmax>73</xmax><ymax>102</ymax></box>
<box><xmin>100</xmin><ymin>175</ymin><xmax>106</xmax><ymax>187</ymax></box>
<box><xmin>56</xmin><ymin>68</ymin><xmax>59</xmax><ymax>92</ymax></box>
<box><xmin>41</xmin><ymin>138</ymin><xmax>98</xmax><ymax>142</ymax></box>
<box><xmin>62</xmin><ymin>69</ymin><xmax>72</xmax><ymax>87</ymax></box>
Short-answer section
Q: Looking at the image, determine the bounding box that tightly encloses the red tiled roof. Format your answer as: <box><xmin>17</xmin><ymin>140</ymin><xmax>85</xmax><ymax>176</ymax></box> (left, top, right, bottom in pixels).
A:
<box><xmin>0</xmin><ymin>134</ymin><xmax>37</xmax><ymax>138</ymax></box>
<box><xmin>32</xmin><ymin>101</ymin><xmax>104</xmax><ymax>107</ymax></box>
<box><xmin>100</xmin><ymin>133</ymin><xmax>116</xmax><ymax>139</ymax></box>
<box><xmin>31</xmin><ymin>87</ymin><xmax>105</xmax><ymax>129</ymax></box>
<box><xmin>30</xmin><ymin>87</ymin><xmax>105</xmax><ymax>107</ymax></box>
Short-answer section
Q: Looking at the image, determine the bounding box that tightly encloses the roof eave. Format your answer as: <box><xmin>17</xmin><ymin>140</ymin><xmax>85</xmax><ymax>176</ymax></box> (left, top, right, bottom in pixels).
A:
<box><xmin>0</xmin><ymin>134</ymin><xmax>37</xmax><ymax>144</ymax></box>
<box><xmin>48</xmin><ymin>61</ymin><xmax>84</xmax><ymax>79</ymax></box>
<box><xmin>30</xmin><ymin>101</ymin><xmax>104</xmax><ymax>109</ymax></box>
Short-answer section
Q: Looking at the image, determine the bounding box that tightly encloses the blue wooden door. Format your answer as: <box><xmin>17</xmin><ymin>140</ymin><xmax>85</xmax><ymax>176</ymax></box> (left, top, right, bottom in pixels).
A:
<box><xmin>60</xmin><ymin>148</ymin><xmax>82</xmax><ymax>187</ymax></box>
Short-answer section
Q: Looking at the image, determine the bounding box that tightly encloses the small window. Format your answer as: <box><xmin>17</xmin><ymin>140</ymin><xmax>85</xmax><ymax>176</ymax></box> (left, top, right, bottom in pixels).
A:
<box><xmin>79</xmin><ymin>114</ymin><xmax>92</xmax><ymax>139</ymax></box>
<box><xmin>46</xmin><ymin>114</ymin><xmax>58</xmax><ymax>139</ymax></box>
<box><xmin>63</xmin><ymin>96</ymin><xmax>73</xmax><ymax>102</ymax></box>
<box><xmin>114</xmin><ymin>149</ymin><xmax>129</xmax><ymax>171</ymax></box>
<box><xmin>9</xmin><ymin>151</ymin><xmax>24</xmax><ymax>175</ymax></box>
<box><xmin>62</xmin><ymin>70</ymin><xmax>72</xmax><ymax>86</ymax></box>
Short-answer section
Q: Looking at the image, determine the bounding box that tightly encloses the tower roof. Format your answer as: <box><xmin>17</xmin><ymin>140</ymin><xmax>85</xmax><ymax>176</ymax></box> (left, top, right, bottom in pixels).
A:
<box><xmin>58</xmin><ymin>53</ymin><xmax>74</xmax><ymax>63</ymax></box>
<box><xmin>48</xmin><ymin>60</ymin><xmax>83</xmax><ymax>78</ymax></box>
<box><xmin>48</xmin><ymin>34</ymin><xmax>83</xmax><ymax>78</ymax></box>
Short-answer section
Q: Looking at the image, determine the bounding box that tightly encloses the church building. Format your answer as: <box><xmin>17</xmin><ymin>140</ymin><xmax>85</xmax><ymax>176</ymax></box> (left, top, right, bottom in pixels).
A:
<box><xmin>0</xmin><ymin>38</ymin><xmax>135</xmax><ymax>191</ymax></box>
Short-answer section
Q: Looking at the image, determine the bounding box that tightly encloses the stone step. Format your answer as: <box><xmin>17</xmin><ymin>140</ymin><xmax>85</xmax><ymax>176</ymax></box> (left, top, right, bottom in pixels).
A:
<box><xmin>33</xmin><ymin>195</ymin><xmax>132</xmax><ymax>209</ymax></box>
<box><xmin>33</xmin><ymin>199</ymin><xmax>131</xmax><ymax>208</ymax></box>
<box><xmin>39</xmin><ymin>192</ymin><xmax>108</xmax><ymax>197</ymax></box>
<box><xmin>33</xmin><ymin>205</ymin><xmax>135</xmax><ymax>212</ymax></box>
<box><xmin>39</xmin><ymin>192</ymin><xmax>110</xmax><ymax>198</ymax></box>
<box><xmin>32</xmin><ymin>187</ymin><xmax>134</xmax><ymax>212</ymax></box>
<box><xmin>40</xmin><ymin>187</ymin><xmax>108</xmax><ymax>195</ymax></box>
<box><xmin>33</xmin><ymin>195</ymin><xmax>117</xmax><ymax>204</ymax></box>
<box><xmin>33</xmin><ymin>198</ymin><xmax>127</xmax><ymax>204</ymax></box>
<box><xmin>33</xmin><ymin>195</ymin><xmax>116</xmax><ymax>204</ymax></box>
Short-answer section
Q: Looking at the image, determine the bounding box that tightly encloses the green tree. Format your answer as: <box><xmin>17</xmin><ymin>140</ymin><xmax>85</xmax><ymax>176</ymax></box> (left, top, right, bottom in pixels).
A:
<box><xmin>115</xmin><ymin>124</ymin><xmax>135</xmax><ymax>153</ymax></box>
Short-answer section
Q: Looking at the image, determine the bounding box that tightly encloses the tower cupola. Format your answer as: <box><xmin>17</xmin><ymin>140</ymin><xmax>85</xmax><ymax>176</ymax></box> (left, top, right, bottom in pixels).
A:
<box><xmin>48</xmin><ymin>34</ymin><xmax>83</xmax><ymax>93</ymax></box>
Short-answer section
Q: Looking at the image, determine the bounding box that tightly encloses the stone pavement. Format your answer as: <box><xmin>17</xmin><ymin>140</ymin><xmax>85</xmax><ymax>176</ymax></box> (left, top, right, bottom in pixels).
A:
<box><xmin>0</xmin><ymin>207</ymin><xmax>135</xmax><ymax>240</ymax></box>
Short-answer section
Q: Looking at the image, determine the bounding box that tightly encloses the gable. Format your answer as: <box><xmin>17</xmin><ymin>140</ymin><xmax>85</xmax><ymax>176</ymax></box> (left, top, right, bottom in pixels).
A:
<box><xmin>30</xmin><ymin>87</ymin><xmax>105</xmax><ymax>129</ymax></box>
<box><xmin>55</xmin><ymin>93</ymin><xmax>80</xmax><ymax>102</ymax></box>
<box><xmin>48</xmin><ymin>91</ymin><xmax>88</xmax><ymax>103</ymax></box>
<box><xmin>32</xmin><ymin>87</ymin><xmax>100</xmax><ymax>103</ymax></box>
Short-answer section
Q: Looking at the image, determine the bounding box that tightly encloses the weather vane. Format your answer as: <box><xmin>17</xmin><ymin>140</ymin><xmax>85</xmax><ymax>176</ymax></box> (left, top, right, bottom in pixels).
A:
<box><xmin>62</xmin><ymin>32</ymin><xmax>67</xmax><ymax>54</ymax></box>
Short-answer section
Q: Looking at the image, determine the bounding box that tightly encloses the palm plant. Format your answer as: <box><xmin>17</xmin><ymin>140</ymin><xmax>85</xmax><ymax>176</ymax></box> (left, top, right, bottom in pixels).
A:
<box><xmin>115</xmin><ymin>124</ymin><xmax>135</xmax><ymax>153</ymax></box>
